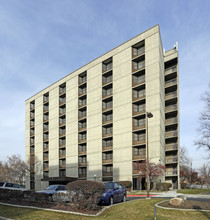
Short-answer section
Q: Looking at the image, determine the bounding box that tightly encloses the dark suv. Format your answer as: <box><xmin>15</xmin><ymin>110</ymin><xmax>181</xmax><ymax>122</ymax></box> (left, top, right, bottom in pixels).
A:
<box><xmin>99</xmin><ymin>182</ymin><xmax>126</xmax><ymax>205</ymax></box>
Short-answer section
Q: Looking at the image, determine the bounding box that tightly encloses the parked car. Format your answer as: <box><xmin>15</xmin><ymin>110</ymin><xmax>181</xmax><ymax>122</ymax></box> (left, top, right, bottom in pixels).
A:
<box><xmin>99</xmin><ymin>182</ymin><xmax>126</xmax><ymax>205</ymax></box>
<box><xmin>36</xmin><ymin>185</ymin><xmax>66</xmax><ymax>195</ymax></box>
<box><xmin>0</xmin><ymin>182</ymin><xmax>25</xmax><ymax>190</ymax></box>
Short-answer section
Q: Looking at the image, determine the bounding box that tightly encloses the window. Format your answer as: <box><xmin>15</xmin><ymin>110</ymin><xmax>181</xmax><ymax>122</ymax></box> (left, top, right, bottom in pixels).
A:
<box><xmin>59</xmin><ymin>127</ymin><xmax>66</xmax><ymax>136</ymax></box>
<box><xmin>133</xmin><ymin>103</ymin><xmax>145</xmax><ymax>113</ymax></box>
<box><xmin>133</xmin><ymin>133</ymin><xmax>145</xmax><ymax>141</ymax></box>
<box><xmin>134</xmin><ymin>148</ymin><xmax>145</xmax><ymax>155</ymax></box>
<box><xmin>102</xmin><ymin>113</ymin><xmax>112</xmax><ymax>122</ymax></box>
<box><xmin>102</xmin><ymin>58</ymin><xmax>112</xmax><ymax>72</ymax></box>
<box><xmin>59</xmin><ymin>159</ymin><xmax>66</xmax><ymax>166</ymax></box>
<box><xmin>133</xmin><ymin>89</ymin><xmax>145</xmax><ymax>99</ymax></box>
<box><xmin>43</xmin><ymin>142</ymin><xmax>49</xmax><ymax>150</ymax></box>
<box><xmin>30</xmin><ymin>101</ymin><xmax>35</xmax><ymax>109</ymax></box>
<box><xmin>133</xmin><ymin>118</ymin><xmax>145</xmax><ymax>127</ymax></box>
<box><xmin>133</xmin><ymin>45</ymin><xmax>145</xmax><ymax>56</ymax></box>
<box><xmin>103</xmin><ymin>165</ymin><xmax>113</xmax><ymax>173</ymax></box>
<box><xmin>102</xmin><ymin>152</ymin><xmax>113</xmax><ymax>160</ymax></box>
<box><xmin>59</xmin><ymin>94</ymin><xmax>66</xmax><ymax>105</ymax></box>
<box><xmin>103</xmin><ymin>126</ymin><xmax>113</xmax><ymax>135</ymax></box>
<box><xmin>133</xmin><ymin>60</ymin><xmax>145</xmax><ymax>70</ymax></box>
<box><xmin>59</xmin><ymin>105</ymin><xmax>66</xmax><ymax>115</ymax></box>
<box><xmin>79</xmin><ymin>86</ymin><xmax>87</xmax><ymax>95</ymax></box>
<box><xmin>133</xmin><ymin>74</ymin><xmax>145</xmax><ymax>84</ymax></box>
<box><xmin>102</xmin><ymin>100</ymin><xmax>113</xmax><ymax>109</ymax></box>
<box><xmin>43</xmin><ymin>113</ymin><xmax>49</xmax><ymax>121</ymax></box>
<box><xmin>103</xmin><ymin>138</ymin><xmax>113</xmax><ymax>147</ymax></box>
<box><xmin>59</xmin><ymin>116</ymin><xmax>66</xmax><ymax>125</ymax></box>
<box><xmin>102</xmin><ymin>74</ymin><xmax>112</xmax><ymax>84</ymax></box>
<box><xmin>78</xmin><ymin>144</ymin><xmax>86</xmax><ymax>152</ymax></box>
<box><xmin>59</xmin><ymin>83</ymin><xmax>66</xmax><ymax>94</ymax></box>
<box><xmin>59</xmin><ymin>137</ymin><xmax>66</xmax><ymax>145</ymax></box>
<box><xmin>78</xmin><ymin>72</ymin><xmax>87</xmax><ymax>84</ymax></box>
<box><xmin>59</xmin><ymin>149</ymin><xmax>66</xmax><ymax>156</ymax></box>
<box><xmin>79</xmin><ymin>167</ymin><xmax>86</xmax><ymax>175</ymax></box>
<box><xmin>79</xmin><ymin>132</ymin><xmax>86</xmax><ymax>140</ymax></box>
<box><xmin>79</xmin><ymin>120</ymin><xmax>86</xmax><ymax>129</ymax></box>
<box><xmin>43</xmin><ymin>152</ymin><xmax>48</xmax><ymax>159</ymax></box>
<box><xmin>78</xmin><ymin>97</ymin><xmax>87</xmax><ymax>107</ymax></box>
<box><xmin>102</xmin><ymin>87</ymin><xmax>112</xmax><ymax>97</ymax></box>
<box><xmin>43</xmin><ymin>93</ymin><xmax>49</xmax><ymax>103</ymax></box>
<box><xmin>43</xmin><ymin>123</ymin><xmax>48</xmax><ymax>131</ymax></box>
<box><xmin>79</xmin><ymin>156</ymin><xmax>86</xmax><ymax>163</ymax></box>
<box><xmin>59</xmin><ymin>170</ymin><xmax>66</xmax><ymax>177</ymax></box>
<box><xmin>78</xmin><ymin>108</ymin><xmax>86</xmax><ymax>118</ymax></box>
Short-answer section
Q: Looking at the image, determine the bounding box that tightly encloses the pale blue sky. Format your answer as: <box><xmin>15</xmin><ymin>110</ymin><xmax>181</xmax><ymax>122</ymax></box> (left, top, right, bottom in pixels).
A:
<box><xmin>0</xmin><ymin>0</ymin><xmax>209</xmax><ymax>170</ymax></box>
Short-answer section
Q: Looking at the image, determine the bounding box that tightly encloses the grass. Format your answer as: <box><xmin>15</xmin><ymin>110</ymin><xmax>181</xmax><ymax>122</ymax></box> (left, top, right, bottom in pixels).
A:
<box><xmin>0</xmin><ymin>199</ymin><xmax>210</xmax><ymax>220</ymax></box>
<box><xmin>177</xmin><ymin>189</ymin><xmax>210</xmax><ymax>195</ymax></box>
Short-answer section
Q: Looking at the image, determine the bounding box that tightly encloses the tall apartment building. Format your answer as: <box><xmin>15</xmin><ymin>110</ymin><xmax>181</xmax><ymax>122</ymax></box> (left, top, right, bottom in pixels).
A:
<box><xmin>25</xmin><ymin>25</ymin><xmax>180</xmax><ymax>190</ymax></box>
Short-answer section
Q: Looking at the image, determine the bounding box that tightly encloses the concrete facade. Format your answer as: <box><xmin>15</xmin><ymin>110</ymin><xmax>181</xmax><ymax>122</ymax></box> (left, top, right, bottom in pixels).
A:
<box><xmin>25</xmin><ymin>25</ymin><xmax>180</xmax><ymax>190</ymax></box>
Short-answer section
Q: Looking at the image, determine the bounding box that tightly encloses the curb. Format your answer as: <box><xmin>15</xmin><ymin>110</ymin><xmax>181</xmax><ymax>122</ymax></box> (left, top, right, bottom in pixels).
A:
<box><xmin>0</xmin><ymin>217</ymin><xmax>13</xmax><ymax>220</ymax></box>
<box><xmin>0</xmin><ymin>202</ymin><xmax>109</xmax><ymax>217</ymax></box>
<box><xmin>155</xmin><ymin>200</ymin><xmax>210</xmax><ymax>212</ymax></box>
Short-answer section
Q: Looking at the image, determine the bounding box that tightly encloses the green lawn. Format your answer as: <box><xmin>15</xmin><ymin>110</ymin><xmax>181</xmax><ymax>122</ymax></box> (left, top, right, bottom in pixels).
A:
<box><xmin>0</xmin><ymin>199</ymin><xmax>210</xmax><ymax>220</ymax></box>
<box><xmin>177</xmin><ymin>189</ymin><xmax>210</xmax><ymax>195</ymax></box>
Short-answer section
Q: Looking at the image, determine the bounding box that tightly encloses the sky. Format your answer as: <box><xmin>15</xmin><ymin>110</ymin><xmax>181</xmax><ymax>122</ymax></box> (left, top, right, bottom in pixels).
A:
<box><xmin>0</xmin><ymin>0</ymin><xmax>209</xmax><ymax>170</ymax></box>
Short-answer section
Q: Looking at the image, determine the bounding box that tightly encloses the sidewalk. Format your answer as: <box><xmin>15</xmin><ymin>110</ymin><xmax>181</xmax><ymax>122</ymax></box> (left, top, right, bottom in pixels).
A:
<box><xmin>128</xmin><ymin>190</ymin><xmax>210</xmax><ymax>199</ymax></box>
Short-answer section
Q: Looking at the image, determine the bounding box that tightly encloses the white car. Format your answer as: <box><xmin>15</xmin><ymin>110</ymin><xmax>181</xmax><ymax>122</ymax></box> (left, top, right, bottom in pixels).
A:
<box><xmin>0</xmin><ymin>182</ymin><xmax>25</xmax><ymax>190</ymax></box>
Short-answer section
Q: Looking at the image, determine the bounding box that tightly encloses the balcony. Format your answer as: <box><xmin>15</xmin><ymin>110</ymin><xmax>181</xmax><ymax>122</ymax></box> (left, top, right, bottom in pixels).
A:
<box><xmin>79</xmin><ymin>173</ymin><xmax>86</xmax><ymax>178</ymax></box>
<box><xmin>78</xmin><ymin>87</ymin><xmax>87</xmax><ymax>97</ymax></box>
<box><xmin>132</xmin><ymin>104</ymin><xmax>145</xmax><ymax>116</ymax></box>
<box><xmin>43</xmin><ymin>135</ymin><xmax>49</xmax><ymax>142</ymax></box>
<box><xmin>132</xmin><ymin>46</ymin><xmax>145</xmax><ymax>59</ymax></box>
<box><xmin>30</xmin><ymin>112</ymin><xmax>35</xmax><ymax>119</ymax></box>
<box><xmin>102</xmin><ymin>172</ymin><xmax>113</xmax><ymax>177</ymax></box>
<box><xmin>132</xmin><ymin>60</ymin><xmax>145</xmax><ymax>73</ymax></box>
<box><xmin>165</xmin><ymin>65</ymin><xmax>177</xmax><ymax>76</ymax></box>
<box><xmin>165</xmin><ymin>170</ymin><xmax>178</xmax><ymax>176</ymax></box>
<box><xmin>132</xmin><ymin>90</ymin><xmax>145</xmax><ymax>102</ymax></box>
<box><xmin>59</xmin><ymin>98</ymin><xmax>66</xmax><ymax>106</ymax></box>
<box><xmin>132</xmin><ymin>75</ymin><xmax>145</xmax><ymax>87</ymax></box>
<box><xmin>30</xmin><ymin>121</ymin><xmax>35</xmax><ymax>128</ymax></box>
<box><xmin>59</xmin><ymin>87</ymin><xmax>66</xmax><ymax>95</ymax></box>
<box><xmin>59</xmin><ymin>165</ymin><xmax>66</xmax><ymax>169</ymax></box>
<box><xmin>78</xmin><ymin>138</ymin><xmax>86</xmax><ymax>144</ymax></box>
<box><xmin>102</xmin><ymin>145</ymin><xmax>113</xmax><ymax>151</ymax></box>
<box><xmin>43</xmin><ymin>106</ymin><xmax>49</xmax><ymax>113</ymax></box>
<box><xmin>43</xmin><ymin>146</ymin><xmax>49</xmax><ymax>152</ymax></box>
<box><xmin>165</xmin><ymin>91</ymin><xmax>177</xmax><ymax>101</ymax></box>
<box><xmin>78</xmin><ymin>111</ymin><xmax>86</xmax><ymax>120</ymax></box>
<box><xmin>165</xmin><ymin>156</ymin><xmax>178</xmax><ymax>164</ymax></box>
<box><xmin>30</xmin><ymin>139</ymin><xmax>35</xmax><ymax>146</ymax></box>
<box><xmin>78</xmin><ymin>150</ymin><xmax>86</xmax><ymax>155</ymax></box>
<box><xmin>102</xmin><ymin>159</ymin><xmax>113</xmax><ymax>164</ymax></box>
<box><xmin>59</xmin><ymin>154</ymin><xmax>66</xmax><ymax>159</ymax></box>
<box><xmin>133</xmin><ymin>119</ymin><xmax>146</xmax><ymax>131</ymax></box>
<box><xmin>132</xmin><ymin>149</ymin><xmax>146</xmax><ymax>160</ymax></box>
<box><xmin>43</xmin><ymin>166</ymin><xmax>49</xmax><ymax>171</ymax></box>
<box><xmin>165</xmin><ymin>117</ymin><xmax>178</xmax><ymax>126</ymax></box>
<box><xmin>165</xmin><ymin>78</ymin><xmax>177</xmax><ymax>88</ymax></box>
<box><xmin>102</xmin><ymin>74</ymin><xmax>112</xmax><ymax>86</ymax></box>
<box><xmin>133</xmin><ymin>134</ymin><xmax>146</xmax><ymax>145</ymax></box>
<box><xmin>165</xmin><ymin>130</ymin><xmax>178</xmax><ymax>138</ymax></box>
<box><xmin>102</xmin><ymin>60</ymin><xmax>112</xmax><ymax>73</ymax></box>
<box><xmin>78</xmin><ymin>162</ymin><xmax>87</xmax><ymax>167</ymax></box>
<box><xmin>43</xmin><ymin>156</ymin><xmax>49</xmax><ymax>161</ymax></box>
<box><xmin>165</xmin><ymin>104</ymin><xmax>178</xmax><ymax>113</ymax></box>
<box><xmin>59</xmin><ymin>130</ymin><xmax>66</xmax><ymax>137</ymax></box>
<box><xmin>78</xmin><ymin>74</ymin><xmax>87</xmax><ymax>85</ymax></box>
<box><xmin>59</xmin><ymin>119</ymin><xmax>66</xmax><ymax>127</ymax></box>
<box><xmin>30</xmin><ymin>130</ymin><xmax>35</xmax><ymax>136</ymax></box>
<box><xmin>59</xmin><ymin>141</ymin><xmax>66</xmax><ymax>148</ymax></box>
<box><xmin>59</xmin><ymin>109</ymin><xmax>66</xmax><ymax>116</ymax></box>
<box><xmin>78</xmin><ymin>99</ymin><xmax>87</xmax><ymax>109</ymax></box>
<box><xmin>165</xmin><ymin>143</ymin><xmax>178</xmax><ymax>151</ymax></box>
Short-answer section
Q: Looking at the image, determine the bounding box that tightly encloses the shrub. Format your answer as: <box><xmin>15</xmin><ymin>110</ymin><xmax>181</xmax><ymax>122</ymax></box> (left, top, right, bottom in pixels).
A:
<box><xmin>118</xmin><ymin>181</ymin><xmax>132</xmax><ymax>191</ymax></box>
<box><xmin>66</xmin><ymin>180</ymin><xmax>105</xmax><ymax>211</ymax></box>
<box><xmin>181</xmin><ymin>182</ymin><xmax>187</xmax><ymax>189</ymax></box>
<box><xmin>156</xmin><ymin>182</ymin><xmax>172</xmax><ymax>191</ymax></box>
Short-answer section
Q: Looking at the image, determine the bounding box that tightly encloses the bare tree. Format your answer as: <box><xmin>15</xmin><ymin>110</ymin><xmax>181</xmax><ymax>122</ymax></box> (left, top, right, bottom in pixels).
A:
<box><xmin>135</xmin><ymin>160</ymin><xmax>165</xmax><ymax>190</ymax></box>
<box><xmin>199</xmin><ymin>163</ymin><xmax>210</xmax><ymax>185</ymax></box>
<box><xmin>194</xmin><ymin>83</ymin><xmax>210</xmax><ymax>157</ymax></box>
<box><xmin>180</xmin><ymin>146</ymin><xmax>190</xmax><ymax>167</ymax></box>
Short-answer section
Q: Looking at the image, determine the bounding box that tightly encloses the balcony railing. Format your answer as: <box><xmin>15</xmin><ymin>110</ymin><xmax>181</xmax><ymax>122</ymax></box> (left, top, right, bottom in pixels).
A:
<box><xmin>59</xmin><ymin>153</ymin><xmax>66</xmax><ymax>159</ymax></box>
<box><xmin>59</xmin><ymin>164</ymin><xmax>66</xmax><ymax>169</ymax></box>
<box><xmin>102</xmin><ymin>145</ymin><xmax>113</xmax><ymax>151</ymax></box>
<box><xmin>165</xmin><ymin>78</ymin><xmax>177</xmax><ymax>88</ymax></box>
<box><xmin>165</xmin><ymin>156</ymin><xmax>178</xmax><ymax>164</ymax></box>
<box><xmin>165</xmin><ymin>65</ymin><xmax>177</xmax><ymax>75</ymax></box>
<box><xmin>78</xmin><ymin>173</ymin><xmax>86</xmax><ymax>178</ymax></box>
<box><xmin>102</xmin><ymin>172</ymin><xmax>113</xmax><ymax>177</ymax></box>
<box><xmin>132</xmin><ymin>105</ymin><xmax>146</xmax><ymax>116</ymax></box>
<box><xmin>165</xmin><ymin>91</ymin><xmax>177</xmax><ymax>100</ymax></box>
<box><xmin>165</xmin><ymin>130</ymin><xmax>178</xmax><ymax>138</ymax></box>
<box><xmin>165</xmin><ymin>143</ymin><xmax>178</xmax><ymax>151</ymax></box>
<box><xmin>165</xmin><ymin>117</ymin><xmax>178</xmax><ymax>126</ymax></box>
<box><xmin>132</xmin><ymin>149</ymin><xmax>146</xmax><ymax>160</ymax></box>
<box><xmin>165</xmin><ymin>170</ymin><xmax>178</xmax><ymax>176</ymax></box>
<box><xmin>165</xmin><ymin>104</ymin><xmax>178</xmax><ymax>113</ymax></box>
<box><xmin>78</xmin><ymin>162</ymin><xmax>87</xmax><ymax>167</ymax></box>
<box><xmin>102</xmin><ymin>159</ymin><xmax>113</xmax><ymax>164</ymax></box>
